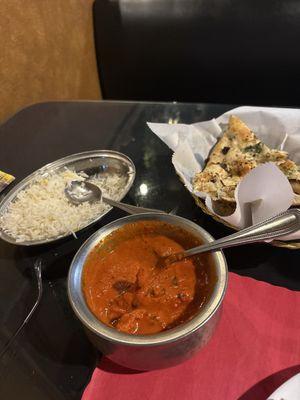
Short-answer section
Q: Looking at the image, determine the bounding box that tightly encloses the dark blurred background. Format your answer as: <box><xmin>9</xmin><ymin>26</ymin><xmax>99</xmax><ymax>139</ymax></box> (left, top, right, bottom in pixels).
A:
<box><xmin>94</xmin><ymin>0</ymin><xmax>300</xmax><ymax>106</ymax></box>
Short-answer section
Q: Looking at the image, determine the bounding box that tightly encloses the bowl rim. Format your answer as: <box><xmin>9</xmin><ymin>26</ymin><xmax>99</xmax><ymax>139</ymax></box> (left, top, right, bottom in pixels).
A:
<box><xmin>0</xmin><ymin>150</ymin><xmax>136</xmax><ymax>246</ymax></box>
<box><xmin>68</xmin><ymin>213</ymin><xmax>228</xmax><ymax>346</ymax></box>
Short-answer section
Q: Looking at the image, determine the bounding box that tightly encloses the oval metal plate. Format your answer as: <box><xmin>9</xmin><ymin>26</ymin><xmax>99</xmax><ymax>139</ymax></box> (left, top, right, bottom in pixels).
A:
<box><xmin>0</xmin><ymin>150</ymin><xmax>136</xmax><ymax>246</ymax></box>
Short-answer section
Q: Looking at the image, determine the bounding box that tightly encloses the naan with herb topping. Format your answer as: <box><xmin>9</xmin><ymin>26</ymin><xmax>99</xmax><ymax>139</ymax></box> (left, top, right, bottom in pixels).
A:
<box><xmin>193</xmin><ymin>115</ymin><xmax>300</xmax><ymax>211</ymax></box>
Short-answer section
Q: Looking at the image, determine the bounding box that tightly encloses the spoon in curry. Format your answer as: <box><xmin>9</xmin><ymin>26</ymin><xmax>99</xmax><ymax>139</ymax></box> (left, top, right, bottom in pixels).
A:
<box><xmin>158</xmin><ymin>209</ymin><xmax>300</xmax><ymax>267</ymax></box>
<box><xmin>65</xmin><ymin>180</ymin><xmax>166</xmax><ymax>215</ymax></box>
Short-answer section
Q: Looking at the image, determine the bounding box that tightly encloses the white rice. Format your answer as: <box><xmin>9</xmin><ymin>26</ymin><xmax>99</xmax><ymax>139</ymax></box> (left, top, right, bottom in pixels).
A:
<box><xmin>0</xmin><ymin>168</ymin><xmax>127</xmax><ymax>242</ymax></box>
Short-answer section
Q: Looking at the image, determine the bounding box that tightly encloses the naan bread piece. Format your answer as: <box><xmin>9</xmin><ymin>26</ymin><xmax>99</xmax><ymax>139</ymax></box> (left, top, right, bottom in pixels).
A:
<box><xmin>193</xmin><ymin>115</ymin><xmax>300</xmax><ymax>206</ymax></box>
<box><xmin>291</xmin><ymin>181</ymin><xmax>300</xmax><ymax>195</ymax></box>
<box><xmin>210</xmin><ymin>200</ymin><xmax>237</xmax><ymax>217</ymax></box>
<box><xmin>293</xmin><ymin>194</ymin><xmax>300</xmax><ymax>206</ymax></box>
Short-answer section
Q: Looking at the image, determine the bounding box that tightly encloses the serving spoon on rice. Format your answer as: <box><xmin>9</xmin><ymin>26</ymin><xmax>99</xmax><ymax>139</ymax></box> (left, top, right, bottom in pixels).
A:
<box><xmin>65</xmin><ymin>180</ymin><xmax>166</xmax><ymax>215</ymax></box>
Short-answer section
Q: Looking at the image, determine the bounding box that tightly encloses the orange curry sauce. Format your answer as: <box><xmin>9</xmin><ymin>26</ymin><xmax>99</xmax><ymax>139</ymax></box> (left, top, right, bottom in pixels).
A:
<box><xmin>82</xmin><ymin>221</ymin><xmax>214</xmax><ymax>335</ymax></box>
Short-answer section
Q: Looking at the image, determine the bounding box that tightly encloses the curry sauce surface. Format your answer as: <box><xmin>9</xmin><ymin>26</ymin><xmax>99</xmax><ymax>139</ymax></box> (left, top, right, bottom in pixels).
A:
<box><xmin>82</xmin><ymin>221</ymin><xmax>215</xmax><ymax>335</ymax></box>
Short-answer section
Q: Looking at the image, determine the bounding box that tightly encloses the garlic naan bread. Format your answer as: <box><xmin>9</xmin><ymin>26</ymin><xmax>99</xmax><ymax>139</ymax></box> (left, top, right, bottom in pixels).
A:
<box><xmin>193</xmin><ymin>115</ymin><xmax>300</xmax><ymax>208</ymax></box>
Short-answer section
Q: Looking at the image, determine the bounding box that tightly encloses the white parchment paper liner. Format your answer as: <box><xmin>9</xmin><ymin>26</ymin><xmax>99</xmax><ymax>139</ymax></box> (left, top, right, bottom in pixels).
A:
<box><xmin>148</xmin><ymin>106</ymin><xmax>300</xmax><ymax>241</ymax></box>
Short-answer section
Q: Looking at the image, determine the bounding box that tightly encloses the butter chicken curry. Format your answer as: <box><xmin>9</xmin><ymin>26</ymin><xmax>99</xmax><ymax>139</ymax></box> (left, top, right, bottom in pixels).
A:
<box><xmin>82</xmin><ymin>220</ymin><xmax>215</xmax><ymax>335</ymax></box>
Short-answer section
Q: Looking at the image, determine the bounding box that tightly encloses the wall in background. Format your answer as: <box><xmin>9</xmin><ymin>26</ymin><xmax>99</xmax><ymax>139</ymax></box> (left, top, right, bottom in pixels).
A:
<box><xmin>0</xmin><ymin>0</ymin><xmax>101</xmax><ymax>123</ymax></box>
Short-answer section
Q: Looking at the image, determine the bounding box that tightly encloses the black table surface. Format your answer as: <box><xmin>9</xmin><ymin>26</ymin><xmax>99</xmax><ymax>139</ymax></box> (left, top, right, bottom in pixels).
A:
<box><xmin>0</xmin><ymin>101</ymin><xmax>299</xmax><ymax>399</ymax></box>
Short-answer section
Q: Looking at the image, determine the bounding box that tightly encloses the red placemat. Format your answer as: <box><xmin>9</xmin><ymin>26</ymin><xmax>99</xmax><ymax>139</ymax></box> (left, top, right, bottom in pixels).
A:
<box><xmin>82</xmin><ymin>272</ymin><xmax>300</xmax><ymax>400</ymax></box>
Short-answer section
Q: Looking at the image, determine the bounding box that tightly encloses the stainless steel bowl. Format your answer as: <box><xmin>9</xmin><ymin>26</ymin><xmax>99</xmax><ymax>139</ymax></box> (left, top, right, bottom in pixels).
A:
<box><xmin>0</xmin><ymin>150</ymin><xmax>135</xmax><ymax>246</ymax></box>
<box><xmin>68</xmin><ymin>213</ymin><xmax>228</xmax><ymax>370</ymax></box>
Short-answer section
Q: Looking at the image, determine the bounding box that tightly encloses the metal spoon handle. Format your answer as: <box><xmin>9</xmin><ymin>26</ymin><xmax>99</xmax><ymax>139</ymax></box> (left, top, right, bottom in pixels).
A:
<box><xmin>168</xmin><ymin>209</ymin><xmax>300</xmax><ymax>263</ymax></box>
<box><xmin>102</xmin><ymin>196</ymin><xmax>167</xmax><ymax>215</ymax></box>
<box><xmin>0</xmin><ymin>259</ymin><xmax>43</xmax><ymax>359</ymax></box>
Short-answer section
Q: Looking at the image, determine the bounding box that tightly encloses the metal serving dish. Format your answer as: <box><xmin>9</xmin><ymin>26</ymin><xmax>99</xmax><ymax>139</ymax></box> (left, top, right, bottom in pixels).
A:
<box><xmin>68</xmin><ymin>213</ymin><xmax>228</xmax><ymax>371</ymax></box>
<box><xmin>0</xmin><ymin>150</ymin><xmax>135</xmax><ymax>246</ymax></box>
